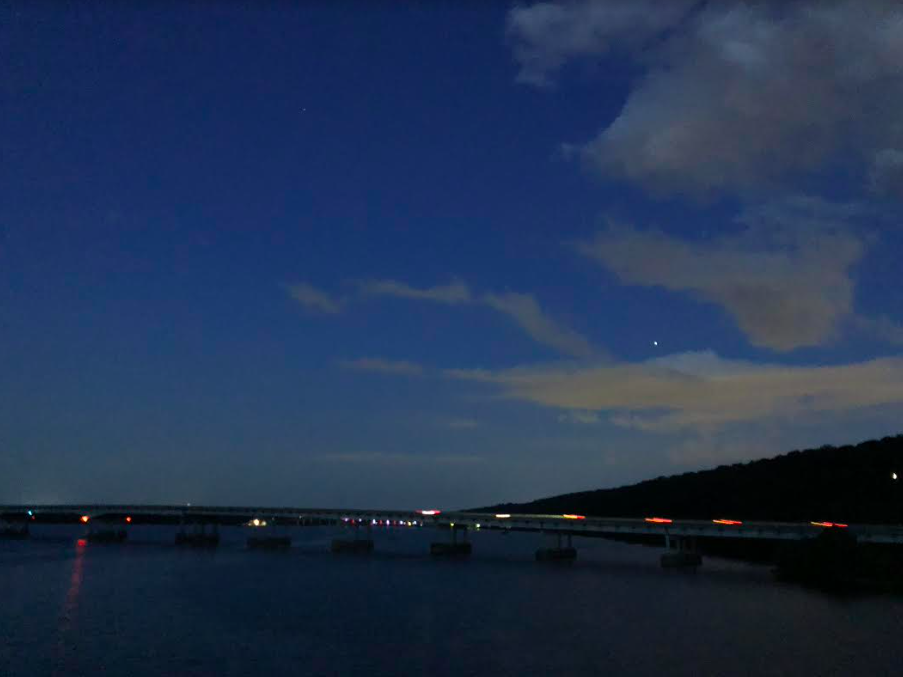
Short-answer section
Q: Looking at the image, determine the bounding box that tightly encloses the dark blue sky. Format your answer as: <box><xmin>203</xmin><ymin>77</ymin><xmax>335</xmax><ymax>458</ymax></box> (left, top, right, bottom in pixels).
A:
<box><xmin>3</xmin><ymin>1</ymin><xmax>903</xmax><ymax>508</ymax></box>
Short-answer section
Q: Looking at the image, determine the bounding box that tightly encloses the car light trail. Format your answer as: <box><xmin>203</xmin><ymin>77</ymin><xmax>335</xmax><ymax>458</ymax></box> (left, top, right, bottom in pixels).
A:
<box><xmin>418</xmin><ymin>510</ymin><xmax>441</xmax><ymax>516</ymax></box>
<box><xmin>562</xmin><ymin>514</ymin><xmax>585</xmax><ymax>520</ymax></box>
<box><xmin>712</xmin><ymin>519</ymin><xmax>742</xmax><ymax>525</ymax></box>
<box><xmin>495</xmin><ymin>514</ymin><xmax>511</xmax><ymax>519</ymax></box>
<box><xmin>645</xmin><ymin>517</ymin><xmax>672</xmax><ymax>524</ymax></box>
<box><xmin>811</xmin><ymin>521</ymin><xmax>848</xmax><ymax>528</ymax></box>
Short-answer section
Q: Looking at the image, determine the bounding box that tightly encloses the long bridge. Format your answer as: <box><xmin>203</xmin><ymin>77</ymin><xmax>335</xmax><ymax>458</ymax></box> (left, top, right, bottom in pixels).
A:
<box><xmin>4</xmin><ymin>504</ymin><xmax>903</xmax><ymax>566</ymax></box>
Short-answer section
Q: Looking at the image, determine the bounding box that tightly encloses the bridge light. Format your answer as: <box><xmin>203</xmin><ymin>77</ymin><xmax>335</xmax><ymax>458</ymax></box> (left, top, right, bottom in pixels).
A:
<box><xmin>562</xmin><ymin>514</ymin><xmax>585</xmax><ymax>520</ymax></box>
<box><xmin>80</xmin><ymin>515</ymin><xmax>90</xmax><ymax>523</ymax></box>
<box><xmin>125</xmin><ymin>516</ymin><xmax>132</xmax><ymax>523</ymax></box>
<box><xmin>645</xmin><ymin>517</ymin><xmax>672</xmax><ymax>524</ymax></box>
<box><xmin>712</xmin><ymin>519</ymin><xmax>742</xmax><ymax>525</ymax></box>
<box><xmin>27</xmin><ymin>510</ymin><xmax>33</xmax><ymax>517</ymax></box>
<box><xmin>893</xmin><ymin>472</ymin><xmax>898</xmax><ymax>481</ymax></box>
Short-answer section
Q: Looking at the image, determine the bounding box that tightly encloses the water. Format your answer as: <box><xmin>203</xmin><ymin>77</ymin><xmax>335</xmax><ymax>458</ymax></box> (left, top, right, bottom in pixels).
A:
<box><xmin>2</xmin><ymin>525</ymin><xmax>903</xmax><ymax>677</ymax></box>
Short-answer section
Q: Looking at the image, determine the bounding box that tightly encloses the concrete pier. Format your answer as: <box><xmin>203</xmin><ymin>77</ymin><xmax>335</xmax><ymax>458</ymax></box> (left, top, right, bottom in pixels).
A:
<box><xmin>0</xmin><ymin>520</ymin><xmax>29</xmax><ymax>539</ymax></box>
<box><xmin>248</xmin><ymin>535</ymin><xmax>291</xmax><ymax>550</ymax></box>
<box><xmin>331</xmin><ymin>538</ymin><xmax>374</xmax><ymax>553</ymax></box>
<box><xmin>430</xmin><ymin>542</ymin><xmax>473</xmax><ymax>556</ymax></box>
<box><xmin>86</xmin><ymin>528</ymin><xmax>127</xmax><ymax>543</ymax></box>
<box><xmin>431</xmin><ymin>525</ymin><xmax>472</xmax><ymax>557</ymax></box>
<box><xmin>536</xmin><ymin>532</ymin><xmax>577</xmax><ymax>562</ymax></box>
<box><xmin>176</xmin><ymin>521</ymin><xmax>220</xmax><ymax>548</ymax></box>
<box><xmin>661</xmin><ymin>536</ymin><xmax>702</xmax><ymax>568</ymax></box>
<box><xmin>536</xmin><ymin>546</ymin><xmax>577</xmax><ymax>561</ymax></box>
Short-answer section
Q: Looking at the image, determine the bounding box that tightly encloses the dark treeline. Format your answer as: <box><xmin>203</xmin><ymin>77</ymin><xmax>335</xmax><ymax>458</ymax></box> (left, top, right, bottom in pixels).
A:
<box><xmin>484</xmin><ymin>435</ymin><xmax>903</xmax><ymax>525</ymax></box>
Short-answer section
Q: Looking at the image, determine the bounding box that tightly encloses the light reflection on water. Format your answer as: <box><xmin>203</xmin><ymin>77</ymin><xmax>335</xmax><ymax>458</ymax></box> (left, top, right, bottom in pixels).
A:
<box><xmin>53</xmin><ymin>538</ymin><xmax>85</xmax><ymax>676</ymax></box>
<box><xmin>1</xmin><ymin>525</ymin><xmax>903</xmax><ymax>677</ymax></box>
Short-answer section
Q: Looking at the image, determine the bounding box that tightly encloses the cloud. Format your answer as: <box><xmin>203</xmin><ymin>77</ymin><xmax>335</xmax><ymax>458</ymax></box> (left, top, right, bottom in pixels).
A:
<box><xmin>360</xmin><ymin>278</ymin><xmax>594</xmax><ymax>357</ymax></box>
<box><xmin>338</xmin><ymin>357</ymin><xmax>425</xmax><ymax>376</ymax></box>
<box><xmin>852</xmin><ymin>314</ymin><xmax>903</xmax><ymax>346</ymax></box>
<box><xmin>446</xmin><ymin>349</ymin><xmax>903</xmax><ymax>433</ymax></box>
<box><xmin>577</xmin><ymin>202</ymin><xmax>866</xmax><ymax>351</ymax></box>
<box><xmin>509</xmin><ymin>0</ymin><xmax>903</xmax><ymax>194</ymax></box>
<box><xmin>506</xmin><ymin>0</ymin><xmax>695</xmax><ymax>87</ymax></box>
<box><xmin>870</xmin><ymin>149</ymin><xmax>903</xmax><ymax>198</ymax></box>
<box><xmin>287</xmin><ymin>282</ymin><xmax>344</xmax><ymax>314</ymax></box>
<box><xmin>360</xmin><ymin>279</ymin><xmax>472</xmax><ymax>304</ymax></box>
<box><xmin>483</xmin><ymin>291</ymin><xmax>595</xmax><ymax>358</ymax></box>
<box><xmin>557</xmin><ymin>410</ymin><xmax>601</xmax><ymax>425</ymax></box>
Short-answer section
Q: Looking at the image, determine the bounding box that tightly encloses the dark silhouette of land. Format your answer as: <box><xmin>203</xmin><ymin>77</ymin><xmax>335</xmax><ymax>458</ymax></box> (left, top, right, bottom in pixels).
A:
<box><xmin>485</xmin><ymin>435</ymin><xmax>903</xmax><ymax>524</ymax></box>
<box><xmin>483</xmin><ymin>435</ymin><xmax>903</xmax><ymax>590</ymax></box>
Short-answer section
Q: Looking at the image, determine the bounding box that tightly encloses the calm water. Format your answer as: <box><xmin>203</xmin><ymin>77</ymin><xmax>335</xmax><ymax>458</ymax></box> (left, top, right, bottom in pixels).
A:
<box><xmin>2</xmin><ymin>525</ymin><xmax>903</xmax><ymax>677</ymax></box>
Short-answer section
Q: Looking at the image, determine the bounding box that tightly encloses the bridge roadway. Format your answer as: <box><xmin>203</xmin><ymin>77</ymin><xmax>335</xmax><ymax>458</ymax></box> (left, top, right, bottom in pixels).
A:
<box><xmin>4</xmin><ymin>504</ymin><xmax>903</xmax><ymax>545</ymax></box>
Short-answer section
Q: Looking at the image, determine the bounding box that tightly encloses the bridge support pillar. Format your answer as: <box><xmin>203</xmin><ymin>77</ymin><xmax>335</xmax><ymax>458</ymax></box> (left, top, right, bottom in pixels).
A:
<box><xmin>430</xmin><ymin>524</ymin><xmax>472</xmax><ymax>557</ymax></box>
<box><xmin>176</xmin><ymin>518</ymin><xmax>220</xmax><ymax>548</ymax></box>
<box><xmin>85</xmin><ymin>518</ymin><xmax>127</xmax><ymax>544</ymax></box>
<box><xmin>536</xmin><ymin>531</ymin><xmax>577</xmax><ymax>562</ymax></box>
<box><xmin>331</xmin><ymin>520</ymin><xmax>374</xmax><ymax>554</ymax></box>
<box><xmin>661</xmin><ymin>536</ymin><xmax>702</xmax><ymax>568</ymax></box>
<box><xmin>0</xmin><ymin>518</ymin><xmax>30</xmax><ymax>539</ymax></box>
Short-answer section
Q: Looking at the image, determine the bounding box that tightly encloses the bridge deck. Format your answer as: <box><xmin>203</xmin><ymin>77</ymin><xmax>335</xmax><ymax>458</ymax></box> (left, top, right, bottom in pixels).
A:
<box><xmin>4</xmin><ymin>505</ymin><xmax>903</xmax><ymax>544</ymax></box>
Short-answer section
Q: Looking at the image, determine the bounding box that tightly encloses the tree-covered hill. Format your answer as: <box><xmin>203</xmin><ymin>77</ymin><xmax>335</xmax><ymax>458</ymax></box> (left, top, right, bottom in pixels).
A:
<box><xmin>485</xmin><ymin>435</ymin><xmax>903</xmax><ymax>525</ymax></box>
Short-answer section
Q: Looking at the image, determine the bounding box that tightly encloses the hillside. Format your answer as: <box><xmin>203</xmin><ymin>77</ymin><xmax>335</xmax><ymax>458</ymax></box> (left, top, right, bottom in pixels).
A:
<box><xmin>486</xmin><ymin>435</ymin><xmax>903</xmax><ymax>525</ymax></box>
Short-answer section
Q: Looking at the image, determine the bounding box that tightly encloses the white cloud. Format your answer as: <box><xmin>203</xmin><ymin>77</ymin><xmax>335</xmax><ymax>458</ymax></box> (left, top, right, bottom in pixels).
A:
<box><xmin>577</xmin><ymin>202</ymin><xmax>866</xmax><ymax>351</ymax></box>
<box><xmin>446</xmin><ymin>349</ymin><xmax>903</xmax><ymax>433</ymax></box>
<box><xmin>509</xmin><ymin>0</ymin><xmax>903</xmax><ymax>194</ymax></box>
<box><xmin>286</xmin><ymin>282</ymin><xmax>344</xmax><ymax>314</ymax></box>
<box><xmin>360</xmin><ymin>279</ymin><xmax>472</xmax><ymax>304</ymax></box>
<box><xmin>483</xmin><ymin>291</ymin><xmax>595</xmax><ymax>358</ymax></box>
<box><xmin>506</xmin><ymin>0</ymin><xmax>695</xmax><ymax>87</ymax></box>
<box><xmin>360</xmin><ymin>278</ymin><xmax>594</xmax><ymax>357</ymax></box>
<box><xmin>852</xmin><ymin>314</ymin><xmax>903</xmax><ymax>346</ymax></box>
<box><xmin>338</xmin><ymin>357</ymin><xmax>425</xmax><ymax>376</ymax></box>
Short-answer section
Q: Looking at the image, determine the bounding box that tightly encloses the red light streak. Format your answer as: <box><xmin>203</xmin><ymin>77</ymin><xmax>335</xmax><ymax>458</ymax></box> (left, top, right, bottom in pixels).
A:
<box><xmin>562</xmin><ymin>514</ymin><xmax>585</xmax><ymax>520</ymax></box>
<box><xmin>645</xmin><ymin>517</ymin><xmax>672</xmax><ymax>524</ymax></box>
<box><xmin>811</xmin><ymin>521</ymin><xmax>848</xmax><ymax>528</ymax></box>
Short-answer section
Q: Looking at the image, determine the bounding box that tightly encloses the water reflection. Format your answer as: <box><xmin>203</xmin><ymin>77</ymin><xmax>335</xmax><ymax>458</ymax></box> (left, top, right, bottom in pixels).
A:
<box><xmin>53</xmin><ymin>539</ymin><xmax>86</xmax><ymax>675</ymax></box>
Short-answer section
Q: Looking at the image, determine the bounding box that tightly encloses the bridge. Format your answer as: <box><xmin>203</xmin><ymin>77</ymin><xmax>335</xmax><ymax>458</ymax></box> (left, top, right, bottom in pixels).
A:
<box><xmin>4</xmin><ymin>504</ymin><xmax>903</xmax><ymax>566</ymax></box>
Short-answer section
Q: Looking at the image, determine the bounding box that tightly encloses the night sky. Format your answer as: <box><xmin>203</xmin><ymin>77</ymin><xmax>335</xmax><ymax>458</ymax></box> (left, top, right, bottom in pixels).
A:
<box><xmin>3</xmin><ymin>1</ymin><xmax>903</xmax><ymax>509</ymax></box>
